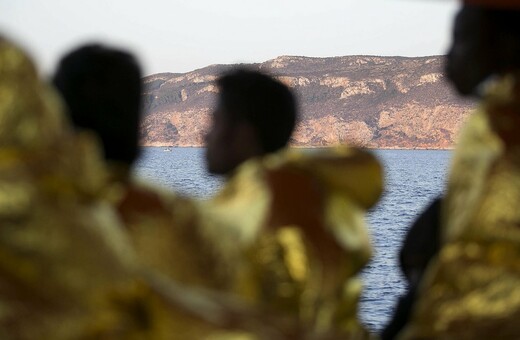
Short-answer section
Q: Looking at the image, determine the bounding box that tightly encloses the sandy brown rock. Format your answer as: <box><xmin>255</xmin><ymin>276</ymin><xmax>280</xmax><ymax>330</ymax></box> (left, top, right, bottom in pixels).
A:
<box><xmin>140</xmin><ymin>56</ymin><xmax>475</xmax><ymax>149</ymax></box>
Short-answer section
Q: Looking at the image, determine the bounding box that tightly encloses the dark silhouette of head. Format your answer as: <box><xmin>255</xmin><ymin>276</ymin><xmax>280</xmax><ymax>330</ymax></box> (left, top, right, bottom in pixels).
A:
<box><xmin>205</xmin><ymin>68</ymin><xmax>297</xmax><ymax>176</ymax></box>
<box><xmin>53</xmin><ymin>44</ymin><xmax>142</xmax><ymax>166</ymax></box>
<box><xmin>446</xmin><ymin>5</ymin><xmax>520</xmax><ymax>96</ymax></box>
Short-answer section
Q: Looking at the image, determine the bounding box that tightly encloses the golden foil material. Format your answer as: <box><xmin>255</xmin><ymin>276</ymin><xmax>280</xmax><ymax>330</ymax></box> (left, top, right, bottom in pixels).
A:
<box><xmin>119</xmin><ymin>146</ymin><xmax>382</xmax><ymax>338</ymax></box>
<box><xmin>399</xmin><ymin>74</ymin><xmax>520</xmax><ymax>339</ymax></box>
<box><xmin>108</xmin><ymin>169</ymin><xmax>232</xmax><ymax>290</ymax></box>
<box><xmin>194</xmin><ymin>146</ymin><xmax>383</xmax><ymax>338</ymax></box>
<box><xmin>0</xmin><ymin>36</ymin><xmax>265</xmax><ymax>339</ymax></box>
<box><xmin>0</xmin><ymin>36</ymin><xmax>119</xmax><ymax>338</ymax></box>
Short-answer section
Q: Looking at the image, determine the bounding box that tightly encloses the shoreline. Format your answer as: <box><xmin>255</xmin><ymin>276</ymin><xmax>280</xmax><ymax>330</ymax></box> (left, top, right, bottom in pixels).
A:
<box><xmin>141</xmin><ymin>144</ymin><xmax>455</xmax><ymax>151</ymax></box>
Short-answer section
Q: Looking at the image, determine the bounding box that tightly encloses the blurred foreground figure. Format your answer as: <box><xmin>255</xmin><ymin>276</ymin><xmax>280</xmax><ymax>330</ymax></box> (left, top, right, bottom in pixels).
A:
<box><xmin>0</xmin><ymin>37</ymin><xmax>175</xmax><ymax>338</ymax></box>
<box><xmin>0</xmin><ymin>36</ymin><xmax>147</xmax><ymax>339</ymax></box>
<box><xmin>399</xmin><ymin>3</ymin><xmax>520</xmax><ymax>339</ymax></box>
<box><xmin>53</xmin><ymin>45</ymin><xmax>197</xmax><ymax>283</ymax></box>
<box><xmin>199</xmin><ymin>69</ymin><xmax>383</xmax><ymax>338</ymax></box>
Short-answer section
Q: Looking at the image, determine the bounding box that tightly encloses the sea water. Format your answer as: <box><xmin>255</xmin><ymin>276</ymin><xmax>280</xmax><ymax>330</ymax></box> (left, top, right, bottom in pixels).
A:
<box><xmin>134</xmin><ymin>147</ymin><xmax>452</xmax><ymax>332</ymax></box>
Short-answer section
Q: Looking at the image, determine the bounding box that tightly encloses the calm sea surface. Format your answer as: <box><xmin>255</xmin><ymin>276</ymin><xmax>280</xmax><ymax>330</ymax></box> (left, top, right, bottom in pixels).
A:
<box><xmin>134</xmin><ymin>147</ymin><xmax>452</xmax><ymax>333</ymax></box>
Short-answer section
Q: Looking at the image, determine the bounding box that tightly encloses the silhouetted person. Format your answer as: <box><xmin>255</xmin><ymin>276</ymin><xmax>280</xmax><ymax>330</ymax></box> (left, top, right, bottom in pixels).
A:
<box><xmin>205</xmin><ymin>69</ymin><xmax>296</xmax><ymax>176</ymax></box>
<box><xmin>199</xmin><ymin>68</ymin><xmax>383</xmax><ymax>338</ymax></box>
<box><xmin>53</xmin><ymin>44</ymin><xmax>141</xmax><ymax>172</ymax></box>
<box><xmin>53</xmin><ymin>45</ymin><xmax>167</xmax><ymax>229</ymax></box>
<box><xmin>445</xmin><ymin>4</ymin><xmax>520</xmax><ymax>97</ymax></box>
<box><xmin>397</xmin><ymin>3</ymin><xmax>520</xmax><ymax>339</ymax></box>
<box><xmin>385</xmin><ymin>5</ymin><xmax>520</xmax><ymax>339</ymax></box>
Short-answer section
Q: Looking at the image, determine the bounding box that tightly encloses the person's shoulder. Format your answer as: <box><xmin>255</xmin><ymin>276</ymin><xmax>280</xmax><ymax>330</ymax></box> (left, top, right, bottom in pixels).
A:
<box><xmin>116</xmin><ymin>178</ymin><xmax>188</xmax><ymax>221</ymax></box>
<box><xmin>269</xmin><ymin>146</ymin><xmax>384</xmax><ymax>210</ymax></box>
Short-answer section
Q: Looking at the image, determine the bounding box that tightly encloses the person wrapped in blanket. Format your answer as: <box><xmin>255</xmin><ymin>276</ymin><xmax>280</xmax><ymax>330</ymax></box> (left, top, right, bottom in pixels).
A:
<box><xmin>0</xmin><ymin>38</ymin><xmax>287</xmax><ymax>339</ymax></box>
<box><xmin>51</xmin><ymin>44</ymin><xmax>210</xmax><ymax>289</ymax></box>
<box><xmin>0</xmin><ymin>36</ymin><xmax>148</xmax><ymax>339</ymax></box>
<box><xmin>198</xmin><ymin>69</ymin><xmax>383</xmax><ymax>339</ymax></box>
<box><xmin>397</xmin><ymin>3</ymin><xmax>520</xmax><ymax>339</ymax></box>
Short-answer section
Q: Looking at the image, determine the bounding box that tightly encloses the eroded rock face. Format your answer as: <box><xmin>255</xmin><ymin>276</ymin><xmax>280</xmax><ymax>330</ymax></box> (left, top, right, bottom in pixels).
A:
<box><xmin>140</xmin><ymin>56</ymin><xmax>475</xmax><ymax>149</ymax></box>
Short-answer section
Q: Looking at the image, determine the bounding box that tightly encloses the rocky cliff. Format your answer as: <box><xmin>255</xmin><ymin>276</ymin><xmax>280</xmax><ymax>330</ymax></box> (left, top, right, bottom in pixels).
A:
<box><xmin>140</xmin><ymin>55</ymin><xmax>475</xmax><ymax>149</ymax></box>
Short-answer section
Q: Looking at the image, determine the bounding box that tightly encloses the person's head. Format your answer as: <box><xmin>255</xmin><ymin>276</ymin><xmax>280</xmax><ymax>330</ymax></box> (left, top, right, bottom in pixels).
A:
<box><xmin>53</xmin><ymin>44</ymin><xmax>142</xmax><ymax>165</ymax></box>
<box><xmin>205</xmin><ymin>68</ymin><xmax>297</xmax><ymax>176</ymax></box>
<box><xmin>446</xmin><ymin>5</ymin><xmax>520</xmax><ymax>96</ymax></box>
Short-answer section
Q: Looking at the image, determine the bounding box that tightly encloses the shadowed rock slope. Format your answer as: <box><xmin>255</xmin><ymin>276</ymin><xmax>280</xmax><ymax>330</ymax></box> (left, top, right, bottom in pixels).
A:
<box><xmin>140</xmin><ymin>55</ymin><xmax>475</xmax><ymax>149</ymax></box>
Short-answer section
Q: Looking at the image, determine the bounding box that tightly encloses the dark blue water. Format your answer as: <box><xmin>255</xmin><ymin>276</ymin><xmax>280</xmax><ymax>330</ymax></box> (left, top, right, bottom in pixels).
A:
<box><xmin>135</xmin><ymin>147</ymin><xmax>223</xmax><ymax>197</ymax></box>
<box><xmin>360</xmin><ymin>149</ymin><xmax>450</xmax><ymax>331</ymax></box>
<box><xmin>133</xmin><ymin>147</ymin><xmax>452</xmax><ymax>332</ymax></box>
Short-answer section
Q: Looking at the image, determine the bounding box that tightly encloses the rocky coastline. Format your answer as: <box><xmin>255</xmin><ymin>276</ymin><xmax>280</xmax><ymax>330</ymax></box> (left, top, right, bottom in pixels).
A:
<box><xmin>140</xmin><ymin>55</ymin><xmax>475</xmax><ymax>149</ymax></box>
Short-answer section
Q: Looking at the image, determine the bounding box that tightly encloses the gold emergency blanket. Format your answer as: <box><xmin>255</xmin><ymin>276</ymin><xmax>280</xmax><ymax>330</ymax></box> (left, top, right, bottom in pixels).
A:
<box><xmin>0</xmin><ymin>36</ymin><xmax>136</xmax><ymax>339</ymax></box>
<box><xmin>400</xmin><ymin>74</ymin><xmax>520</xmax><ymax>339</ymax></box>
<box><xmin>121</xmin><ymin>146</ymin><xmax>382</xmax><ymax>338</ymax></box>
<box><xmin>197</xmin><ymin>147</ymin><xmax>383</xmax><ymax>338</ymax></box>
<box><xmin>0</xmin><ymin>37</ymin><xmax>264</xmax><ymax>340</ymax></box>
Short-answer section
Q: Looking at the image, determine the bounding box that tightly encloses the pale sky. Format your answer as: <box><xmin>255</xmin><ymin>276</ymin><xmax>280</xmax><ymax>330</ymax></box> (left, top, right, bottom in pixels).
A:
<box><xmin>0</xmin><ymin>0</ymin><xmax>459</xmax><ymax>76</ymax></box>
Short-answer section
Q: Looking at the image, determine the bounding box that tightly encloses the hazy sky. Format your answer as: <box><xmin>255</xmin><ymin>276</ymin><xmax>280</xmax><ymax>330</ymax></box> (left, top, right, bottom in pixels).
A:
<box><xmin>1</xmin><ymin>0</ymin><xmax>459</xmax><ymax>76</ymax></box>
